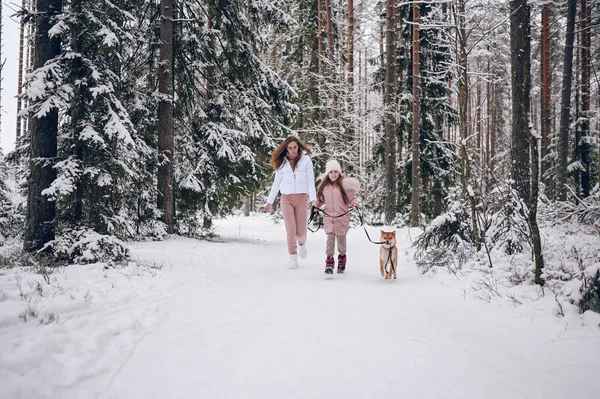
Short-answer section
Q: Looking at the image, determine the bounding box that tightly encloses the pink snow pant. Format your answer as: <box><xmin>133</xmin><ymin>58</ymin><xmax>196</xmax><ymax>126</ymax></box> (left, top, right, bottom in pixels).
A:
<box><xmin>280</xmin><ymin>193</ymin><xmax>309</xmax><ymax>255</ymax></box>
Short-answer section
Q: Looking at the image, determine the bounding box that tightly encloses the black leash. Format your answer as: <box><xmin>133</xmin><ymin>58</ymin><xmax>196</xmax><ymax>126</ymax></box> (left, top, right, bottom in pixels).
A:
<box><xmin>307</xmin><ymin>206</ymin><xmax>323</xmax><ymax>233</ymax></box>
<box><xmin>307</xmin><ymin>206</ymin><xmax>352</xmax><ymax>233</ymax></box>
<box><xmin>381</xmin><ymin>243</ymin><xmax>396</xmax><ymax>276</ymax></box>
<box><xmin>308</xmin><ymin>207</ymin><xmax>396</xmax><ymax>276</ymax></box>
<box><xmin>356</xmin><ymin>208</ymin><xmax>385</xmax><ymax>245</ymax></box>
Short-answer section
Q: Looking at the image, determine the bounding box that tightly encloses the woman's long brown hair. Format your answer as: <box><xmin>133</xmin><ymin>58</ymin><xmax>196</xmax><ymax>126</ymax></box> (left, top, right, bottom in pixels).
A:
<box><xmin>269</xmin><ymin>136</ymin><xmax>312</xmax><ymax>170</ymax></box>
<box><xmin>316</xmin><ymin>175</ymin><xmax>349</xmax><ymax>205</ymax></box>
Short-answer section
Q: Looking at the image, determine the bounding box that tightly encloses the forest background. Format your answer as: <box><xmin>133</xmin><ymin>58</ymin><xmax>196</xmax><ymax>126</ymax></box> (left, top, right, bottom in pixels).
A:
<box><xmin>0</xmin><ymin>0</ymin><xmax>599</xmax><ymax>314</ymax></box>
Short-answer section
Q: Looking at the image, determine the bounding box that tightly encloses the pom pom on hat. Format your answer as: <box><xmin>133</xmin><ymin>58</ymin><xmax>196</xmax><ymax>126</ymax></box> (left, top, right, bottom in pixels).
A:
<box><xmin>325</xmin><ymin>159</ymin><xmax>342</xmax><ymax>175</ymax></box>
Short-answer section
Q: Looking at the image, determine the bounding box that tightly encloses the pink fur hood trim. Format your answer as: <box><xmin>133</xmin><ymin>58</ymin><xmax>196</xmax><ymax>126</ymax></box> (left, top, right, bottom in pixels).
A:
<box><xmin>342</xmin><ymin>177</ymin><xmax>360</xmax><ymax>194</ymax></box>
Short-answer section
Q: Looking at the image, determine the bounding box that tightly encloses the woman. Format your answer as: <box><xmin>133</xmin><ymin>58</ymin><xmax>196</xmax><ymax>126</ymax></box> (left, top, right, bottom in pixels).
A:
<box><xmin>265</xmin><ymin>136</ymin><xmax>317</xmax><ymax>269</ymax></box>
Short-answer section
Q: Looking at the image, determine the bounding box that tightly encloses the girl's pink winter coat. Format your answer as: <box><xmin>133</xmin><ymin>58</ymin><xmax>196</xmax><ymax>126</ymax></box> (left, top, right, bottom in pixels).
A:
<box><xmin>314</xmin><ymin>177</ymin><xmax>360</xmax><ymax>235</ymax></box>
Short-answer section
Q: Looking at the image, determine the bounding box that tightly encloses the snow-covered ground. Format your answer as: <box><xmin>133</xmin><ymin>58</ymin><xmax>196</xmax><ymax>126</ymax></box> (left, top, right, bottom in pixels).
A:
<box><xmin>1</xmin><ymin>213</ymin><xmax>599</xmax><ymax>399</ymax></box>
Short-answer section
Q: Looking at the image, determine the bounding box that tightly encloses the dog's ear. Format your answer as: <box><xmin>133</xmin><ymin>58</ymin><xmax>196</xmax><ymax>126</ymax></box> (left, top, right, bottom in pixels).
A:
<box><xmin>392</xmin><ymin>231</ymin><xmax>396</xmax><ymax>236</ymax></box>
<box><xmin>380</xmin><ymin>230</ymin><xmax>384</xmax><ymax>235</ymax></box>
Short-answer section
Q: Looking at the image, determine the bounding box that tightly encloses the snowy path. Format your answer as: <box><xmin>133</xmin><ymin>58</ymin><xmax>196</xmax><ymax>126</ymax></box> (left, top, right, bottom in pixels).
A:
<box><xmin>2</xmin><ymin>214</ymin><xmax>599</xmax><ymax>398</ymax></box>
<box><xmin>95</xmin><ymin>216</ymin><xmax>597</xmax><ymax>399</ymax></box>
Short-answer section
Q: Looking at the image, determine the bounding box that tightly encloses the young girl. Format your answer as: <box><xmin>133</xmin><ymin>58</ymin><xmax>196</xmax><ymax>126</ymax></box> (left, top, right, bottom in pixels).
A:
<box><xmin>313</xmin><ymin>159</ymin><xmax>360</xmax><ymax>274</ymax></box>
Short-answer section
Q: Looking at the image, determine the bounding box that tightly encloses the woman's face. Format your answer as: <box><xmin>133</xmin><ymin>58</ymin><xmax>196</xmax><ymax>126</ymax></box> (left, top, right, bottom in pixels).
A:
<box><xmin>286</xmin><ymin>141</ymin><xmax>299</xmax><ymax>158</ymax></box>
<box><xmin>328</xmin><ymin>170</ymin><xmax>340</xmax><ymax>182</ymax></box>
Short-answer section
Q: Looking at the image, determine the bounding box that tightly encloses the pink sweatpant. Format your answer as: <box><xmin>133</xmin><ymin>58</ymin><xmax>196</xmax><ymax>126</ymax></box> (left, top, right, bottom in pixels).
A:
<box><xmin>280</xmin><ymin>193</ymin><xmax>308</xmax><ymax>255</ymax></box>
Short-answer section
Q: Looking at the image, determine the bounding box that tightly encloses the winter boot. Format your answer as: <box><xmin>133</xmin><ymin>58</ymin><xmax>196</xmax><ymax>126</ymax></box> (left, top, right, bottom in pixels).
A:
<box><xmin>298</xmin><ymin>243</ymin><xmax>308</xmax><ymax>259</ymax></box>
<box><xmin>288</xmin><ymin>254</ymin><xmax>298</xmax><ymax>269</ymax></box>
<box><xmin>337</xmin><ymin>254</ymin><xmax>347</xmax><ymax>273</ymax></box>
<box><xmin>325</xmin><ymin>256</ymin><xmax>335</xmax><ymax>274</ymax></box>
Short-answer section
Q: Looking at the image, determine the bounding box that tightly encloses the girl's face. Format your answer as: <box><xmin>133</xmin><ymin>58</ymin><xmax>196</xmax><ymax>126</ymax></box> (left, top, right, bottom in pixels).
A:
<box><xmin>328</xmin><ymin>170</ymin><xmax>340</xmax><ymax>182</ymax></box>
<box><xmin>286</xmin><ymin>141</ymin><xmax>299</xmax><ymax>158</ymax></box>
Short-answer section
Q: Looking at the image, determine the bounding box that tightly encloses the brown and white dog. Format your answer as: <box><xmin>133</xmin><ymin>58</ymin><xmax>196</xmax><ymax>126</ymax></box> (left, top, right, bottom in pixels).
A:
<box><xmin>379</xmin><ymin>230</ymin><xmax>398</xmax><ymax>279</ymax></box>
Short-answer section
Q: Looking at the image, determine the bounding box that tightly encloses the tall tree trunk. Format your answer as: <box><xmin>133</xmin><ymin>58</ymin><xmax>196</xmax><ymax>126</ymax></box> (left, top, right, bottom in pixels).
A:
<box><xmin>147</xmin><ymin>2</ymin><xmax>158</xmax><ymax>91</ymax></box>
<box><xmin>530</xmin><ymin>27</ymin><xmax>545</xmax><ymax>285</ymax></box>
<box><xmin>510</xmin><ymin>0</ymin><xmax>531</xmax><ymax>204</ymax></box>
<box><xmin>509</xmin><ymin>0</ymin><xmax>543</xmax><ymax>283</ymax></box>
<box><xmin>365</xmin><ymin>48</ymin><xmax>371</xmax><ymax>158</ymax></box>
<box><xmin>29</xmin><ymin>1</ymin><xmax>36</xmax><ymax>70</ymax></box>
<box><xmin>347</xmin><ymin>0</ymin><xmax>354</xmax><ymax>167</ymax></box>
<box><xmin>410</xmin><ymin>2</ymin><xmax>420</xmax><ymax>227</ymax></box>
<box><xmin>485</xmin><ymin>85</ymin><xmax>489</xmax><ymax>179</ymax></box>
<box><xmin>476</xmin><ymin>78</ymin><xmax>481</xmax><ymax>152</ymax></box>
<box><xmin>486</xmin><ymin>56</ymin><xmax>492</xmax><ymax>182</ymax></box>
<box><xmin>16</xmin><ymin>0</ymin><xmax>27</xmax><ymax>141</ymax></box>
<box><xmin>325</xmin><ymin>0</ymin><xmax>336</xmax><ymax>137</ymax></box>
<box><xmin>530</xmin><ymin>111</ymin><xmax>545</xmax><ymax>285</ymax></box>
<box><xmin>24</xmin><ymin>0</ymin><xmax>61</xmax><ymax>253</ymax></box>
<box><xmin>25</xmin><ymin>1</ymin><xmax>37</xmax><ymax>137</ymax></box>
<box><xmin>157</xmin><ymin>0</ymin><xmax>174</xmax><ymax>233</ymax></box>
<box><xmin>393</xmin><ymin>0</ymin><xmax>399</xmax><ymax>95</ymax></box>
<box><xmin>309</xmin><ymin>3</ymin><xmax>320</xmax><ymax>141</ymax></box>
<box><xmin>476</xmin><ymin>76</ymin><xmax>482</xmax><ymax>192</ymax></box>
<box><xmin>455</xmin><ymin>0</ymin><xmax>481</xmax><ymax>251</ymax></box>
<box><xmin>380</xmin><ymin>21</ymin><xmax>385</xmax><ymax>104</ymax></box>
<box><xmin>467</xmin><ymin>75</ymin><xmax>472</xmax><ymax>150</ymax></box>
<box><xmin>394</xmin><ymin>0</ymin><xmax>402</xmax><ymax>164</ymax></box>
<box><xmin>580</xmin><ymin>0</ymin><xmax>590</xmax><ymax>197</ymax></box>
<box><xmin>574</xmin><ymin>36</ymin><xmax>580</xmax><ymax>194</ymax></box>
<box><xmin>491</xmin><ymin>83</ymin><xmax>496</xmax><ymax>174</ymax></box>
<box><xmin>325</xmin><ymin>0</ymin><xmax>333</xmax><ymax>64</ymax></box>
<box><xmin>317</xmin><ymin>0</ymin><xmax>324</xmax><ymax>67</ymax></box>
<box><xmin>557</xmin><ymin>0</ymin><xmax>577</xmax><ymax>201</ymax></box>
<box><xmin>347</xmin><ymin>2</ymin><xmax>354</xmax><ymax>85</ymax></box>
<box><xmin>316</xmin><ymin>0</ymin><xmax>325</xmax><ymax>147</ymax></box>
<box><xmin>447</xmin><ymin>79</ymin><xmax>453</xmax><ymax>142</ymax></box>
<box><xmin>70</xmin><ymin>0</ymin><xmax>86</xmax><ymax>225</ymax></box>
<box><xmin>540</xmin><ymin>3</ymin><xmax>551</xmax><ymax>186</ymax></box>
<box><xmin>384</xmin><ymin>0</ymin><xmax>397</xmax><ymax>224</ymax></box>
<box><xmin>244</xmin><ymin>197</ymin><xmax>250</xmax><ymax>217</ymax></box>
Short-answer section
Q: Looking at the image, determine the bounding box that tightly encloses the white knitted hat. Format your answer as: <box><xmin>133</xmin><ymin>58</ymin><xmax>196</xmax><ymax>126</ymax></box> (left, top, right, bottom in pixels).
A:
<box><xmin>325</xmin><ymin>159</ymin><xmax>342</xmax><ymax>175</ymax></box>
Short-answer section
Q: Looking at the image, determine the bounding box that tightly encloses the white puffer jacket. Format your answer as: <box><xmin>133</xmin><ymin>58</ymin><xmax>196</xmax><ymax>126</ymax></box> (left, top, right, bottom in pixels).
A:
<box><xmin>266</xmin><ymin>153</ymin><xmax>317</xmax><ymax>204</ymax></box>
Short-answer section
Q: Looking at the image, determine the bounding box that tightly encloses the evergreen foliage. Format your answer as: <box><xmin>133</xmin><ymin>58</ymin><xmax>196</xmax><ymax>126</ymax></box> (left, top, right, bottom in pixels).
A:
<box><xmin>0</xmin><ymin>160</ymin><xmax>23</xmax><ymax>245</ymax></box>
<box><xmin>174</xmin><ymin>0</ymin><xmax>297</xmax><ymax>234</ymax></box>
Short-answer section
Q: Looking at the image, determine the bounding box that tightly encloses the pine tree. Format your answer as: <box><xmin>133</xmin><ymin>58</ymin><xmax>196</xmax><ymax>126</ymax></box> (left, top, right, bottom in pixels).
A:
<box><xmin>23</xmin><ymin>0</ymin><xmax>62</xmax><ymax>253</ymax></box>
<box><xmin>173</xmin><ymin>0</ymin><xmax>297</xmax><ymax>233</ymax></box>
<box><xmin>410</xmin><ymin>1</ymin><xmax>420</xmax><ymax>227</ymax></box>
<box><xmin>157</xmin><ymin>0</ymin><xmax>174</xmax><ymax>233</ymax></box>
<box><xmin>16</xmin><ymin>0</ymin><xmax>27</xmax><ymax>141</ymax></box>
<box><xmin>510</xmin><ymin>0</ymin><xmax>531</xmax><ymax>204</ymax></box>
<box><xmin>557</xmin><ymin>0</ymin><xmax>577</xmax><ymax>201</ymax></box>
<box><xmin>383</xmin><ymin>0</ymin><xmax>397</xmax><ymax>224</ymax></box>
<box><xmin>365</xmin><ymin>2</ymin><xmax>458</xmax><ymax>223</ymax></box>
<box><xmin>455</xmin><ymin>0</ymin><xmax>480</xmax><ymax>251</ymax></box>
<box><xmin>580</xmin><ymin>0</ymin><xmax>591</xmax><ymax>197</ymax></box>
<box><xmin>20</xmin><ymin>0</ymin><xmax>160</xmax><ymax>261</ymax></box>
<box><xmin>540</xmin><ymin>2</ymin><xmax>552</xmax><ymax>187</ymax></box>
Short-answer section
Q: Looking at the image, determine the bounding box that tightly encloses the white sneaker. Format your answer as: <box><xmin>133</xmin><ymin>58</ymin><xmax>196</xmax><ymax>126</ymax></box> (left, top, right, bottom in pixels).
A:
<box><xmin>288</xmin><ymin>254</ymin><xmax>298</xmax><ymax>269</ymax></box>
<box><xmin>298</xmin><ymin>244</ymin><xmax>307</xmax><ymax>259</ymax></box>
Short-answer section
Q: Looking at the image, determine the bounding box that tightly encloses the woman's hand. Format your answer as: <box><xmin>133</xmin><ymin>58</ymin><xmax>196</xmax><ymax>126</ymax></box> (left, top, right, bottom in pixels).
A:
<box><xmin>264</xmin><ymin>203</ymin><xmax>271</xmax><ymax>212</ymax></box>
